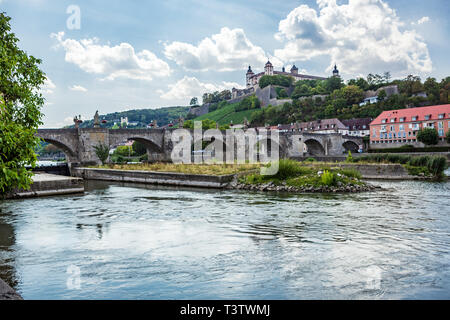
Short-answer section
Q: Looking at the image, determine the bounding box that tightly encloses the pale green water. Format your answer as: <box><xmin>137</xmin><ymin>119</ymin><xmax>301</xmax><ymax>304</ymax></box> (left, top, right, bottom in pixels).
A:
<box><xmin>0</xmin><ymin>177</ymin><xmax>449</xmax><ymax>300</ymax></box>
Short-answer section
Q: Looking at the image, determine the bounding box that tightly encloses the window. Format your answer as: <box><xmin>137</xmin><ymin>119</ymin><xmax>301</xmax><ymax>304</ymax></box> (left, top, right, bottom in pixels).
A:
<box><xmin>390</xmin><ymin>125</ymin><xmax>395</xmax><ymax>131</ymax></box>
<box><xmin>363</xmin><ymin>125</ymin><xmax>367</xmax><ymax>129</ymax></box>
<box><xmin>399</xmin><ymin>124</ymin><xmax>404</xmax><ymax>131</ymax></box>
<box><xmin>412</xmin><ymin>116</ymin><xmax>418</xmax><ymax>121</ymax></box>
<box><xmin>400</xmin><ymin>117</ymin><xmax>406</xmax><ymax>122</ymax></box>
<box><xmin>382</xmin><ymin>119</ymin><xmax>387</xmax><ymax>124</ymax></box>
<box><xmin>438</xmin><ymin>122</ymin><xmax>443</xmax><ymax>129</ymax></box>
<box><xmin>439</xmin><ymin>114</ymin><xmax>445</xmax><ymax>119</ymax></box>
<box><xmin>425</xmin><ymin>115</ymin><xmax>431</xmax><ymax>120</ymax></box>
<box><xmin>390</xmin><ymin>118</ymin><xmax>396</xmax><ymax>123</ymax></box>
<box><xmin>439</xmin><ymin>129</ymin><xmax>444</xmax><ymax>136</ymax></box>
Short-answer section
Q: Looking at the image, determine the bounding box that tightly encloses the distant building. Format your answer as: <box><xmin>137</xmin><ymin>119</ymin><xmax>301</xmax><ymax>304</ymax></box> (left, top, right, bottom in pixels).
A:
<box><xmin>370</xmin><ymin>104</ymin><xmax>450</xmax><ymax>145</ymax></box>
<box><xmin>245</xmin><ymin>61</ymin><xmax>331</xmax><ymax>89</ymax></box>
<box><xmin>262</xmin><ymin>118</ymin><xmax>349</xmax><ymax>135</ymax></box>
<box><xmin>360</xmin><ymin>85</ymin><xmax>399</xmax><ymax>106</ymax></box>
<box><xmin>342</xmin><ymin>118</ymin><xmax>372</xmax><ymax>137</ymax></box>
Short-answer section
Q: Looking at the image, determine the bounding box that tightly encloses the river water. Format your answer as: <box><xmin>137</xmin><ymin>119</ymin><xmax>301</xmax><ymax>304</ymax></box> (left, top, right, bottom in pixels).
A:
<box><xmin>1</xmin><ymin>174</ymin><xmax>449</xmax><ymax>300</ymax></box>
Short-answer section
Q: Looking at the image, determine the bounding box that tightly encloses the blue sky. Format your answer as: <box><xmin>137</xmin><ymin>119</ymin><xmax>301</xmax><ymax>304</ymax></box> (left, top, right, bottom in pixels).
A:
<box><xmin>1</xmin><ymin>0</ymin><xmax>449</xmax><ymax>128</ymax></box>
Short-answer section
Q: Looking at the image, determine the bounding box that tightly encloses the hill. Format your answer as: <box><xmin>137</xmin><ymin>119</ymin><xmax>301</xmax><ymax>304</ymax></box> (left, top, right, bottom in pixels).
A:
<box><xmin>194</xmin><ymin>102</ymin><xmax>254</xmax><ymax>125</ymax></box>
<box><xmin>68</xmin><ymin>106</ymin><xmax>190</xmax><ymax>129</ymax></box>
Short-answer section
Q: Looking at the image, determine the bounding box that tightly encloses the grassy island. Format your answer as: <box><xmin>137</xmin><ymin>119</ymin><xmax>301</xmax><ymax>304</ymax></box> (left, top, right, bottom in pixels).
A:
<box><xmin>237</xmin><ymin>159</ymin><xmax>374</xmax><ymax>193</ymax></box>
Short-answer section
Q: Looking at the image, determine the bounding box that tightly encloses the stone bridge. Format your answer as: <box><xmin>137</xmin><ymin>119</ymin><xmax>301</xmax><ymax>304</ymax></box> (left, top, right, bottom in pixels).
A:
<box><xmin>37</xmin><ymin>128</ymin><xmax>363</xmax><ymax>166</ymax></box>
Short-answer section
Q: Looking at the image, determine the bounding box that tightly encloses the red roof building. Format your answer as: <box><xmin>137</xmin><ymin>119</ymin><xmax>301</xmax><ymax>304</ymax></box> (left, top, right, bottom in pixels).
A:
<box><xmin>370</xmin><ymin>104</ymin><xmax>450</xmax><ymax>144</ymax></box>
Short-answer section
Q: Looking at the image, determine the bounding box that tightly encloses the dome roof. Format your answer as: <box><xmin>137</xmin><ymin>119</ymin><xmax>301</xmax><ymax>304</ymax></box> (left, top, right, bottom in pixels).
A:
<box><xmin>265</xmin><ymin>60</ymin><xmax>273</xmax><ymax>66</ymax></box>
<box><xmin>247</xmin><ymin>66</ymin><xmax>254</xmax><ymax>74</ymax></box>
<box><xmin>291</xmin><ymin>64</ymin><xmax>298</xmax><ymax>71</ymax></box>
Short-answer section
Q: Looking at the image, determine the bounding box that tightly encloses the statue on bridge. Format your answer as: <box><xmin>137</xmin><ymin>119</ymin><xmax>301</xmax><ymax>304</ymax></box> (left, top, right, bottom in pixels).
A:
<box><xmin>93</xmin><ymin>111</ymin><xmax>100</xmax><ymax>128</ymax></box>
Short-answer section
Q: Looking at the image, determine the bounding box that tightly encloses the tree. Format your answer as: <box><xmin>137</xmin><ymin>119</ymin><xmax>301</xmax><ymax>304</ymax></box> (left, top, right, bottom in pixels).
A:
<box><xmin>446</xmin><ymin>130</ymin><xmax>450</xmax><ymax>144</ymax></box>
<box><xmin>93</xmin><ymin>143</ymin><xmax>110</xmax><ymax>165</ymax></box>
<box><xmin>416</xmin><ymin>128</ymin><xmax>439</xmax><ymax>146</ymax></box>
<box><xmin>132</xmin><ymin>141</ymin><xmax>147</xmax><ymax>156</ymax></box>
<box><xmin>0</xmin><ymin>13</ymin><xmax>46</xmax><ymax>194</ymax></box>
<box><xmin>190</xmin><ymin>97</ymin><xmax>198</xmax><ymax>106</ymax></box>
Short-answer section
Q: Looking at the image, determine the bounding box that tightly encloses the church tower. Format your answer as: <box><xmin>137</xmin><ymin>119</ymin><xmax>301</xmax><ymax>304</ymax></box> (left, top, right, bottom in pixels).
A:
<box><xmin>246</xmin><ymin>66</ymin><xmax>254</xmax><ymax>88</ymax></box>
<box><xmin>264</xmin><ymin>60</ymin><xmax>274</xmax><ymax>76</ymax></box>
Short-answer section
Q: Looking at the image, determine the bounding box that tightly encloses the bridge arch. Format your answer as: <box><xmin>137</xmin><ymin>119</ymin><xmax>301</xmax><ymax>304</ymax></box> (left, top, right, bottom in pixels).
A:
<box><xmin>304</xmin><ymin>138</ymin><xmax>326</xmax><ymax>156</ymax></box>
<box><xmin>38</xmin><ymin>138</ymin><xmax>78</xmax><ymax>163</ymax></box>
<box><xmin>343</xmin><ymin>140</ymin><xmax>360</xmax><ymax>153</ymax></box>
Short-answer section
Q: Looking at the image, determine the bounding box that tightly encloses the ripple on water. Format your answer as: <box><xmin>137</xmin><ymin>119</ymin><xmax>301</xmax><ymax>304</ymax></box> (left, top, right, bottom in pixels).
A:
<box><xmin>0</xmin><ymin>180</ymin><xmax>449</xmax><ymax>299</ymax></box>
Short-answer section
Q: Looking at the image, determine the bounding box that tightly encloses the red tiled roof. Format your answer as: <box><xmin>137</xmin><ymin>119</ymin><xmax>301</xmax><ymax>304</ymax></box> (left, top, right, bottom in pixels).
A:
<box><xmin>371</xmin><ymin>105</ymin><xmax>450</xmax><ymax>125</ymax></box>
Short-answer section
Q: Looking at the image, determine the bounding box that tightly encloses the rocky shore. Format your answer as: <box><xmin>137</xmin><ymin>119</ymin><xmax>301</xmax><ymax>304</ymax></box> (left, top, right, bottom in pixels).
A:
<box><xmin>0</xmin><ymin>278</ymin><xmax>23</xmax><ymax>300</ymax></box>
<box><xmin>231</xmin><ymin>181</ymin><xmax>379</xmax><ymax>193</ymax></box>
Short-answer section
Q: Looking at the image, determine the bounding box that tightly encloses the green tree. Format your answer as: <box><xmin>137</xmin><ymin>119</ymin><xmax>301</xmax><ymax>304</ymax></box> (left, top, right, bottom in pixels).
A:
<box><xmin>190</xmin><ymin>97</ymin><xmax>198</xmax><ymax>106</ymax></box>
<box><xmin>416</xmin><ymin>128</ymin><xmax>439</xmax><ymax>146</ymax></box>
<box><xmin>0</xmin><ymin>13</ymin><xmax>46</xmax><ymax>194</ymax></box>
<box><xmin>93</xmin><ymin>143</ymin><xmax>110</xmax><ymax>165</ymax></box>
<box><xmin>446</xmin><ymin>130</ymin><xmax>450</xmax><ymax>144</ymax></box>
<box><xmin>132</xmin><ymin>141</ymin><xmax>147</xmax><ymax>156</ymax></box>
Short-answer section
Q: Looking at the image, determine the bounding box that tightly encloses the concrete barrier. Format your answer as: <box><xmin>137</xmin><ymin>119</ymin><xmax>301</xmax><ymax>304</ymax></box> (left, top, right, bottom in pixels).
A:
<box><xmin>72</xmin><ymin>168</ymin><xmax>235</xmax><ymax>189</ymax></box>
<box><xmin>0</xmin><ymin>279</ymin><xmax>22</xmax><ymax>300</ymax></box>
<box><xmin>6</xmin><ymin>173</ymin><xmax>85</xmax><ymax>199</ymax></box>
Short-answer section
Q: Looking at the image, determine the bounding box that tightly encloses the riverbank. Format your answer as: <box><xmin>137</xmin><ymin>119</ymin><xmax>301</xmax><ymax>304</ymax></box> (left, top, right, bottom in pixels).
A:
<box><xmin>0</xmin><ymin>278</ymin><xmax>22</xmax><ymax>300</ymax></box>
<box><xmin>6</xmin><ymin>173</ymin><xmax>84</xmax><ymax>199</ymax></box>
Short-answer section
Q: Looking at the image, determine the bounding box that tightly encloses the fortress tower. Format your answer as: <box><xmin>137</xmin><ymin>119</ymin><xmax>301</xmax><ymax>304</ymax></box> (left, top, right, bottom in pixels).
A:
<box><xmin>246</xmin><ymin>66</ymin><xmax>255</xmax><ymax>88</ymax></box>
<box><xmin>333</xmin><ymin>64</ymin><xmax>340</xmax><ymax>77</ymax></box>
<box><xmin>264</xmin><ymin>60</ymin><xmax>274</xmax><ymax>76</ymax></box>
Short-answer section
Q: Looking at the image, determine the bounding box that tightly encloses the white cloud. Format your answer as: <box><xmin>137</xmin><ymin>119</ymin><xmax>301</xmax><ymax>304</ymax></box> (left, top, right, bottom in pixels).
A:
<box><xmin>274</xmin><ymin>0</ymin><xmax>432</xmax><ymax>77</ymax></box>
<box><xmin>160</xmin><ymin>76</ymin><xmax>243</xmax><ymax>103</ymax></box>
<box><xmin>417</xmin><ymin>16</ymin><xmax>430</xmax><ymax>25</ymax></box>
<box><xmin>42</xmin><ymin>77</ymin><xmax>56</xmax><ymax>94</ymax></box>
<box><xmin>51</xmin><ymin>31</ymin><xmax>171</xmax><ymax>81</ymax></box>
<box><xmin>69</xmin><ymin>85</ymin><xmax>88</xmax><ymax>92</ymax></box>
<box><xmin>164</xmin><ymin>27</ymin><xmax>281</xmax><ymax>72</ymax></box>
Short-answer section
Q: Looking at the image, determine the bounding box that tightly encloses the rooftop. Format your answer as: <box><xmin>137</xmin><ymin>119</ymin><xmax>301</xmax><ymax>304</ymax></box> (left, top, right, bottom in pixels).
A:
<box><xmin>371</xmin><ymin>104</ymin><xmax>450</xmax><ymax>125</ymax></box>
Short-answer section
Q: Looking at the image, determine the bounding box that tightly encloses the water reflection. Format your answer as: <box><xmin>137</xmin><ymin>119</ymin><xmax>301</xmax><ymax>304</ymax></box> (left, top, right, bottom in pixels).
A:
<box><xmin>0</xmin><ymin>178</ymin><xmax>449</xmax><ymax>300</ymax></box>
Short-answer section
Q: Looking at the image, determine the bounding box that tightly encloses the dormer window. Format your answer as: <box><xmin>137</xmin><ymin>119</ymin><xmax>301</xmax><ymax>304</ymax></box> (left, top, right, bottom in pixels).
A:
<box><xmin>390</xmin><ymin>118</ymin><xmax>396</xmax><ymax>123</ymax></box>
<box><xmin>439</xmin><ymin>114</ymin><xmax>445</xmax><ymax>119</ymax></box>
<box><xmin>425</xmin><ymin>115</ymin><xmax>431</xmax><ymax>120</ymax></box>
<box><xmin>400</xmin><ymin>117</ymin><xmax>406</xmax><ymax>122</ymax></box>
<box><xmin>382</xmin><ymin>119</ymin><xmax>387</xmax><ymax>124</ymax></box>
<box><xmin>412</xmin><ymin>116</ymin><xmax>418</xmax><ymax>121</ymax></box>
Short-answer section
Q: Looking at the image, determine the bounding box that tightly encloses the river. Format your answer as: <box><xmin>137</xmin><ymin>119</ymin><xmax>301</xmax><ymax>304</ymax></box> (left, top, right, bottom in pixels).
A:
<box><xmin>1</xmin><ymin>175</ymin><xmax>449</xmax><ymax>300</ymax></box>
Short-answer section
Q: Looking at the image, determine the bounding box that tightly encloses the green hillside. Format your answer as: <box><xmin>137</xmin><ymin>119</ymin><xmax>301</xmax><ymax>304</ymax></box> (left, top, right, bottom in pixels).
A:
<box><xmin>194</xmin><ymin>102</ymin><xmax>256</xmax><ymax>125</ymax></box>
<box><xmin>68</xmin><ymin>106</ymin><xmax>189</xmax><ymax>129</ymax></box>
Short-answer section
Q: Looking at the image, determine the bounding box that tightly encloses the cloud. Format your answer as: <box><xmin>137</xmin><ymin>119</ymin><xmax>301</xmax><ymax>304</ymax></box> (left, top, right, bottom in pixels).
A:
<box><xmin>417</xmin><ymin>16</ymin><xmax>430</xmax><ymax>25</ymax></box>
<box><xmin>69</xmin><ymin>85</ymin><xmax>88</xmax><ymax>92</ymax></box>
<box><xmin>51</xmin><ymin>31</ymin><xmax>171</xmax><ymax>81</ymax></box>
<box><xmin>160</xmin><ymin>76</ymin><xmax>243</xmax><ymax>103</ymax></box>
<box><xmin>42</xmin><ymin>77</ymin><xmax>56</xmax><ymax>94</ymax></box>
<box><xmin>274</xmin><ymin>0</ymin><xmax>432</xmax><ymax>77</ymax></box>
<box><xmin>164</xmin><ymin>27</ymin><xmax>281</xmax><ymax>72</ymax></box>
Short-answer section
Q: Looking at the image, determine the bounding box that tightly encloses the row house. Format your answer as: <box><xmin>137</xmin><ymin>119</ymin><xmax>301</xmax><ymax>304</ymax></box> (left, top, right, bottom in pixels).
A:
<box><xmin>370</xmin><ymin>104</ymin><xmax>450</xmax><ymax>145</ymax></box>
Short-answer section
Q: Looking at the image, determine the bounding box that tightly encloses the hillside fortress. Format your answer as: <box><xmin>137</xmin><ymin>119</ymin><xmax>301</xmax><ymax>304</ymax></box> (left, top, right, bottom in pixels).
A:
<box><xmin>245</xmin><ymin>61</ymin><xmax>339</xmax><ymax>89</ymax></box>
<box><xmin>228</xmin><ymin>62</ymin><xmax>340</xmax><ymax>106</ymax></box>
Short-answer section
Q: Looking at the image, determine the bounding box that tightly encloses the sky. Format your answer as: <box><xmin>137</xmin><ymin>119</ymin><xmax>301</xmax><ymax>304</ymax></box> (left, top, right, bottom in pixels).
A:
<box><xmin>1</xmin><ymin>0</ymin><xmax>449</xmax><ymax>128</ymax></box>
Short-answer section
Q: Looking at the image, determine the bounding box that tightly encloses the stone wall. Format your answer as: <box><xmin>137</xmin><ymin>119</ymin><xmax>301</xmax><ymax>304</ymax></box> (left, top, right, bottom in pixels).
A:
<box><xmin>73</xmin><ymin>168</ymin><xmax>235</xmax><ymax>189</ymax></box>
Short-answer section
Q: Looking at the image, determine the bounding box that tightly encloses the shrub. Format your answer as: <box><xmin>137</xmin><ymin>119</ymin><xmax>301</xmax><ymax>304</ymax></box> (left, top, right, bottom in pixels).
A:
<box><xmin>321</xmin><ymin>170</ymin><xmax>336</xmax><ymax>186</ymax></box>
<box><xmin>416</xmin><ymin>128</ymin><xmax>439</xmax><ymax>145</ymax></box>
<box><xmin>346</xmin><ymin>151</ymin><xmax>354</xmax><ymax>163</ymax></box>
<box><xmin>274</xmin><ymin>159</ymin><xmax>303</xmax><ymax>180</ymax></box>
<box><xmin>304</xmin><ymin>157</ymin><xmax>316</xmax><ymax>162</ymax></box>
<box><xmin>340</xmin><ymin>168</ymin><xmax>362</xmax><ymax>179</ymax></box>
<box><xmin>93</xmin><ymin>143</ymin><xmax>110</xmax><ymax>165</ymax></box>
<box><xmin>426</xmin><ymin>156</ymin><xmax>448</xmax><ymax>176</ymax></box>
<box><xmin>446</xmin><ymin>130</ymin><xmax>450</xmax><ymax>143</ymax></box>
